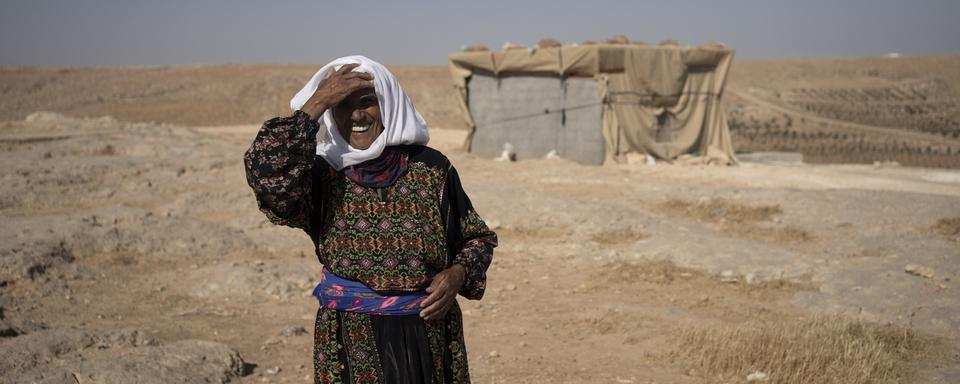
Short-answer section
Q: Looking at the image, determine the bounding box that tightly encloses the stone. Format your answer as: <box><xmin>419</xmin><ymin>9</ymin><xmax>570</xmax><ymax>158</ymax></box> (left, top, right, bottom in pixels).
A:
<box><xmin>719</xmin><ymin>270</ymin><xmax>738</xmax><ymax>283</ymax></box>
<box><xmin>8</xmin><ymin>334</ymin><xmax>246</xmax><ymax>384</ymax></box>
<box><xmin>746</xmin><ymin>370</ymin><xmax>769</xmax><ymax>381</ymax></box>
<box><xmin>904</xmin><ymin>264</ymin><xmax>934</xmax><ymax>279</ymax></box>
<box><xmin>494</xmin><ymin>143</ymin><xmax>516</xmax><ymax>162</ymax></box>
<box><xmin>281</xmin><ymin>325</ymin><xmax>307</xmax><ymax>337</ymax></box>
<box><xmin>0</xmin><ymin>240</ymin><xmax>75</xmax><ymax>285</ymax></box>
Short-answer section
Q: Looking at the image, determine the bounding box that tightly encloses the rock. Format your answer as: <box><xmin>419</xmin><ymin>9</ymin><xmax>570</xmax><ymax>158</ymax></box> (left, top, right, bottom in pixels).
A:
<box><xmin>1</xmin><ymin>328</ymin><xmax>243</xmax><ymax>384</ymax></box>
<box><xmin>494</xmin><ymin>143</ymin><xmax>516</xmax><ymax>162</ymax></box>
<box><xmin>0</xmin><ymin>240</ymin><xmax>75</xmax><ymax>285</ymax></box>
<box><xmin>265</xmin><ymin>366</ymin><xmax>281</xmax><ymax>375</ymax></box>
<box><xmin>505</xmin><ymin>283</ymin><xmax>517</xmax><ymax>291</ymax></box>
<box><xmin>488</xmin><ymin>350</ymin><xmax>500</xmax><ymax>358</ymax></box>
<box><xmin>545</xmin><ymin>150</ymin><xmax>561</xmax><ymax>160</ymax></box>
<box><xmin>93</xmin><ymin>328</ymin><xmax>158</xmax><ymax>348</ymax></box>
<box><xmin>0</xmin><ymin>328</ymin><xmax>93</xmax><ymax>375</ymax></box>
<box><xmin>904</xmin><ymin>264</ymin><xmax>934</xmax><ymax>279</ymax></box>
<box><xmin>25</xmin><ymin>111</ymin><xmax>68</xmax><ymax>123</ymax></box>
<box><xmin>644</xmin><ymin>154</ymin><xmax>657</xmax><ymax>165</ymax></box>
<box><xmin>719</xmin><ymin>270</ymin><xmax>738</xmax><ymax>283</ymax></box>
<box><xmin>281</xmin><ymin>325</ymin><xmax>307</xmax><ymax>337</ymax></box>
<box><xmin>72</xmin><ymin>340</ymin><xmax>245</xmax><ymax>384</ymax></box>
<box><xmin>746</xmin><ymin>370</ymin><xmax>769</xmax><ymax>381</ymax></box>
<box><xmin>0</xmin><ymin>318</ymin><xmax>46</xmax><ymax>338</ymax></box>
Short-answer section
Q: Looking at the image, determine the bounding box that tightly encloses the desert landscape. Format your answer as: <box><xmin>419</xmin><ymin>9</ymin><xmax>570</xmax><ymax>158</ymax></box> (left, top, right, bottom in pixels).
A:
<box><xmin>1</xmin><ymin>56</ymin><xmax>959</xmax><ymax>383</ymax></box>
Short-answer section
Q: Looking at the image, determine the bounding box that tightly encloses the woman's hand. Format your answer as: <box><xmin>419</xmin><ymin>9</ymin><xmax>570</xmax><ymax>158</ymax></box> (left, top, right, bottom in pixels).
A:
<box><xmin>301</xmin><ymin>63</ymin><xmax>374</xmax><ymax>120</ymax></box>
<box><xmin>420</xmin><ymin>265</ymin><xmax>466</xmax><ymax>321</ymax></box>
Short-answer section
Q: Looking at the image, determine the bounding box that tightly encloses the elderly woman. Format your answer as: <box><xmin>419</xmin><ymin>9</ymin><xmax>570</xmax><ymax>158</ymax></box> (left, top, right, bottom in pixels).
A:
<box><xmin>243</xmin><ymin>55</ymin><xmax>497</xmax><ymax>384</ymax></box>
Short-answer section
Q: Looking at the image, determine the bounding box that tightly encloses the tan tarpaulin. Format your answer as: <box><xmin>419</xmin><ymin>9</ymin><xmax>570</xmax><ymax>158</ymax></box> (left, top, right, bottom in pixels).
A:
<box><xmin>449</xmin><ymin>44</ymin><xmax>737</xmax><ymax>164</ymax></box>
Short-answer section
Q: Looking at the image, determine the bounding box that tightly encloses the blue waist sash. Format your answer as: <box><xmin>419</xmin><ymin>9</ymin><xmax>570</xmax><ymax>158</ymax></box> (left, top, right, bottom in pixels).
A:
<box><xmin>312</xmin><ymin>269</ymin><xmax>427</xmax><ymax>316</ymax></box>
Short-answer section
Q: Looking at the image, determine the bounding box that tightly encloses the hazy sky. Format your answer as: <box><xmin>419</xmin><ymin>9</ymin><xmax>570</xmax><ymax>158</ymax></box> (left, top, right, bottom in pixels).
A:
<box><xmin>2</xmin><ymin>0</ymin><xmax>958</xmax><ymax>66</ymax></box>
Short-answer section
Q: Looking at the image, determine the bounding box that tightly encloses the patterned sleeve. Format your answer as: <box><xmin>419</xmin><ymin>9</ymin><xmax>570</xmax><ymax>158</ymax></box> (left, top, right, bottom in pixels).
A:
<box><xmin>243</xmin><ymin>110</ymin><xmax>320</xmax><ymax>232</ymax></box>
<box><xmin>443</xmin><ymin>165</ymin><xmax>498</xmax><ymax>300</ymax></box>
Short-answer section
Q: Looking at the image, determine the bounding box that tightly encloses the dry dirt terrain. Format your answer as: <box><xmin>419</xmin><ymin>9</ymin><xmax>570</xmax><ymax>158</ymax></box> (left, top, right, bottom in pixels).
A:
<box><xmin>0</xmin><ymin>65</ymin><xmax>463</xmax><ymax>130</ymax></box>
<box><xmin>1</xmin><ymin>58</ymin><xmax>959</xmax><ymax>383</ymax></box>
<box><xmin>725</xmin><ymin>56</ymin><xmax>960</xmax><ymax>168</ymax></box>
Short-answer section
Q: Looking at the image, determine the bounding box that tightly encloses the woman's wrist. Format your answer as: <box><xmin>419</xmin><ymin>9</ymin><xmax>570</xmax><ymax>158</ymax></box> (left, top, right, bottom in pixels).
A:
<box><xmin>449</xmin><ymin>264</ymin><xmax>467</xmax><ymax>288</ymax></box>
<box><xmin>300</xmin><ymin>99</ymin><xmax>329</xmax><ymax>120</ymax></box>
<box><xmin>301</xmin><ymin>89</ymin><xmax>333</xmax><ymax>120</ymax></box>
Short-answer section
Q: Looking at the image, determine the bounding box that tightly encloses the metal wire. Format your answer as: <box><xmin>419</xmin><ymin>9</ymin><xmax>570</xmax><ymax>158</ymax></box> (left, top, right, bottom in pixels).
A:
<box><xmin>477</xmin><ymin>102</ymin><xmax>603</xmax><ymax>126</ymax></box>
<box><xmin>475</xmin><ymin>92</ymin><xmax>720</xmax><ymax>126</ymax></box>
<box><xmin>607</xmin><ymin>91</ymin><xmax>720</xmax><ymax>98</ymax></box>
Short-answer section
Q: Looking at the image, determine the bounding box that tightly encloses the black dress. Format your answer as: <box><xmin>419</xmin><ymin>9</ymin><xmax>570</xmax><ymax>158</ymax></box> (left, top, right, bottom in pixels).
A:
<box><xmin>244</xmin><ymin>111</ymin><xmax>497</xmax><ymax>383</ymax></box>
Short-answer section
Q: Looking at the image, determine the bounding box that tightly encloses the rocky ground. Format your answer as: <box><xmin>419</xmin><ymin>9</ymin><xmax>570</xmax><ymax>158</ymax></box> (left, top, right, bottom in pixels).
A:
<box><xmin>3</xmin><ymin>57</ymin><xmax>960</xmax><ymax>382</ymax></box>
<box><xmin>1</xmin><ymin>109</ymin><xmax>958</xmax><ymax>383</ymax></box>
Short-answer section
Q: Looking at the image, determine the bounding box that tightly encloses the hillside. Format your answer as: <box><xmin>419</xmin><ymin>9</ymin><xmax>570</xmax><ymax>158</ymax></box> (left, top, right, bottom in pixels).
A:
<box><xmin>0</xmin><ymin>64</ymin><xmax>465</xmax><ymax>130</ymax></box>
<box><xmin>726</xmin><ymin>56</ymin><xmax>960</xmax><ymax>168</ymax></box>
<box><xmin>2</xmin><ymin>56</ymin><xmax>958</xmax><ymax>168</ymax></box>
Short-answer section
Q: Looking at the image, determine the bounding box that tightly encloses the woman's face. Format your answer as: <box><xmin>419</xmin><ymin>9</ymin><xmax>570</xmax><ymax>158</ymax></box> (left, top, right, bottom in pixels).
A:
<box><xmin>333</xmin><ymin>88</ymin><xmax>383</xmax><ymax>150</ymax></box>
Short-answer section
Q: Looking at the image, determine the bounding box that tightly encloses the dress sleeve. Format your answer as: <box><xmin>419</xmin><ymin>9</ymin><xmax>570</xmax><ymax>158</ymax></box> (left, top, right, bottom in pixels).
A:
<box><xmin>443</xmin><ymin>165</ymin><xmax>498</xmax><ymax>300</ymax></box>
<box><xmin>243</xmin><ymin>110</ymin><xmax>321</xmax><ymax>232</ymax></box>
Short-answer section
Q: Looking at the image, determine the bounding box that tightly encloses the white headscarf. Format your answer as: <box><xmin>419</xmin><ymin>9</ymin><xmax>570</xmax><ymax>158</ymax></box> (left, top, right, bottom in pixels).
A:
<box><xmin>290</xmin><ymin>55</ymin><xmax>430</xmax><ymax>170</ymax></box>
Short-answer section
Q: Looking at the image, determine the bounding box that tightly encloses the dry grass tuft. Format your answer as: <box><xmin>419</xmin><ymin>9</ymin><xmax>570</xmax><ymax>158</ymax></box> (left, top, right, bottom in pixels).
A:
<box><xmin>661</xmin><ymin>198</ymin><xmax>782</xmax><ymax>223</ymax></box>
<box><xmin>741</xmin><ymin>225</ymin><xmax>815</xmax><ymax>243</ymax></box>
<box><xmin>590</xmin><ymin>227</ymin><xmax>647</xmax><ymax>245</ymax></box>
<box><xmin>660</xmin><ymin>198</ymin><xmax>813</xmax><ymax>244</ymax></box>
<box><xmin>933</xmin><ymin>217</ymin><xmax>960</xmax><ymax>242</ymax></box>
<box><xmin>595</xmin><ymin>259</ymin><xmax>701</xmax><ymax>285</ymax></box>
<box><xmin>572</xmin><ymin>309</ymin><xmax>642</xmax><ymax>335</ymax></box>
<box><xmin>675</xmin><ymin>315</ymin><xmax>938</xmax><ymax>384</ymax></box>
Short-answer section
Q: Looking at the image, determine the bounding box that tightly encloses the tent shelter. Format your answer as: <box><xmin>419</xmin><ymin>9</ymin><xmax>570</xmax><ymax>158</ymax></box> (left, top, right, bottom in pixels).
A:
<box><xmin>448</xmin><ymin>43</ymin><xmax>738</xmax><ymax>165</ymax></box>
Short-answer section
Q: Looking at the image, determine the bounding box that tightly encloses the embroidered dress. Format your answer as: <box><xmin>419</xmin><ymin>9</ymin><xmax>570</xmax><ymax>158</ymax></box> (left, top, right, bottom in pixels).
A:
<box><xmin>244</xmin><ymin>110</ymin><xmax>497</xmax><ymax>383</ymax></box>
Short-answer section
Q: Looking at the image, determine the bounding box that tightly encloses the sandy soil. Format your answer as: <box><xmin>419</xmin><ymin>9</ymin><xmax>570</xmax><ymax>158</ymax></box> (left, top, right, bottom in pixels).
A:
<box><xmin>2</xmin><ymin>58</ymin><xmax>960</xmax><ymax>383</ymax></box>
<box><xmin>1</xmin><ymin>111</ymin><xmax>958</xmax><ymax>383</ymax></box>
